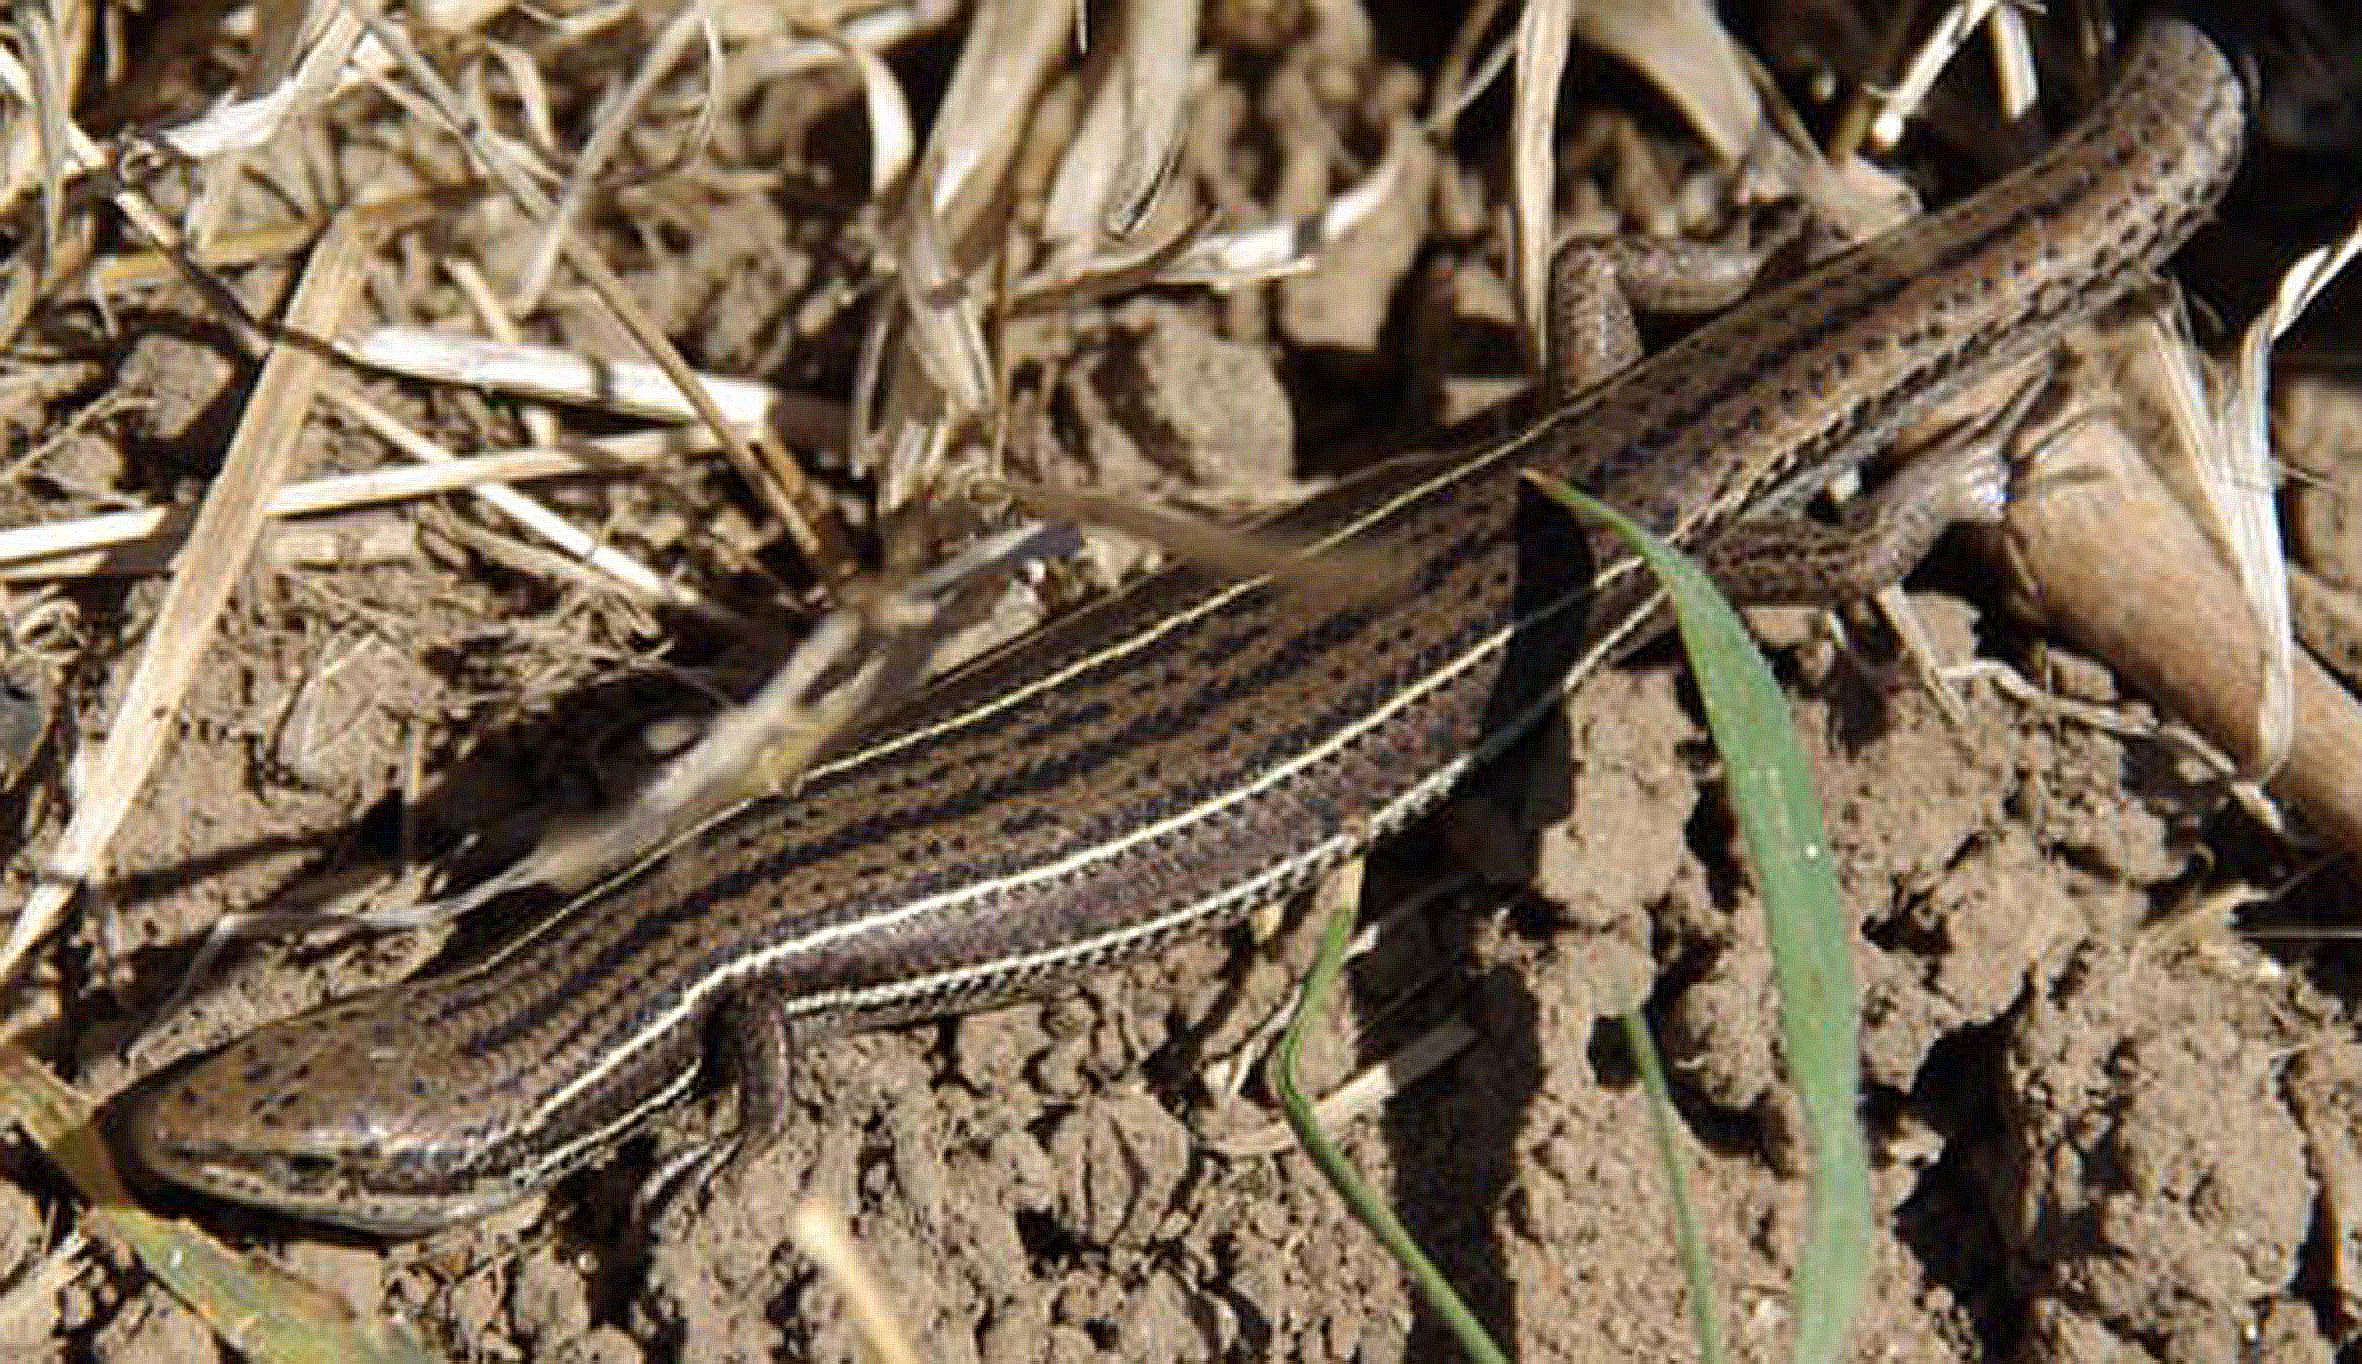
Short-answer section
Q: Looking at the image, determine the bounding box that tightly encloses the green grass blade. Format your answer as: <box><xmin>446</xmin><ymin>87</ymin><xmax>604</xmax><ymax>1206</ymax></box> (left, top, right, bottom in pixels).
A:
<box><xmin>1527</xmin><ymin>474</ymin><xmax>1871</xmax><ymax>1364</ymax></box>
<box><xmin>1620</xmin><ymin>1012</ymin><xmax>1728</xmax><ymax>1364</ymax></box>
<box><xmin>1273</xmin><ymin>863</ymin><xmax>1511</xmax><ymax>1364</ymax></box>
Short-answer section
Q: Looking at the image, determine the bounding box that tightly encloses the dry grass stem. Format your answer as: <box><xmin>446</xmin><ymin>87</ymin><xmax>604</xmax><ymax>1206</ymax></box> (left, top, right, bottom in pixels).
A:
<box><xmin>0</xmin><ymin>214</ymin><xmax>372</xmax><ymax>980</ymax></box>
<box><xmin>510</xmin><ymin>7</ymin><xmax>719</xmax><ymax>311</ymax></box>
<box><xmin>1863</xmin><ymin>0</ymin><xmax>2028</xmax><ymax>151</ymax></box>
<box><xmin>2212</xmin><ymin>211</ymin><xmax>2362</xmax><ymax>773</ymax></box>
<box><xmin>339</xmin><ymin>0</ymin><xmax>855</xmax><ymax>586</ymax></box>
<box><xmin>788</xmin><ymin>1200</ymin><xmax>924</xmax><ymax>1364</ymax></box>
<box><xmin>343</xmin><ymin>325</ymin><xmax>785</xmax><ymax>429</ymax></box>
<box><xmin>432</xmin><ymin>520</ymin><xmax>1075</xmax><ymax>920</ymax></box>
<box><xmin>0</xmin><ymin>428</ymin><xmax>726</xmax><ymax>580</ymax></box>
<box><xmin>1510</xmin><ymin>0</ymin><xmax>1574</xmax><ymax>362</ymax></box>
<box><xmin>1151</xmin><ymin>113</ymin><xmax>1420</xmax><ymax>288</ymax></box>
<box><xmin>1208</xmin><ymin>1018</ymin><xmax>1479</xmax><ymax>1159</ymax></box>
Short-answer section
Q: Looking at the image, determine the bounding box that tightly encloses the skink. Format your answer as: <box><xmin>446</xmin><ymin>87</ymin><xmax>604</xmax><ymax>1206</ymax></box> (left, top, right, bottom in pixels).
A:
<box><xmin>126</xmin><ymin>19</ymin><xmax>2245</xmax><ymax>1234</ymax></box>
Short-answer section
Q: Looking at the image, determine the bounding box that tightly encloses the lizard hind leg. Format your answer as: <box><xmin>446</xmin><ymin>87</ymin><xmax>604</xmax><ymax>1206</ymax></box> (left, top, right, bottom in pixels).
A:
<box><xmin>1546</xmin><ymin>200</ymin><xmax>1812</xmax><ymax>401</ymax></box>
<box><xmin>636</xmin><ymin>990</ymin><xmax>799</xmax><ymax>1231</ymax></box>
<box><xmin>1702</xmin><ymin>435</ymin><xmax>2011</xmax><ymax>607</ymax></box>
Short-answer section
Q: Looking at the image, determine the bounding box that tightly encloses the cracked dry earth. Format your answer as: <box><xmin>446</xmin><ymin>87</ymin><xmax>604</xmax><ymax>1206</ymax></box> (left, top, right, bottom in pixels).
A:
<box><xmin>9</xmin><ymin>4</ymin><xmax>2362</xmax><ymax>1363</ymax></box>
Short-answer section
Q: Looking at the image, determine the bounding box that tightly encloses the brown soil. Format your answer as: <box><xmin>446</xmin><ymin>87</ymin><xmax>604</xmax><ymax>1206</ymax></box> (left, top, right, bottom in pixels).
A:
<box><xmin>7</xmin><ymin>4</ymin><xmax>2362</xmax><ymax>1362</ymax></box>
